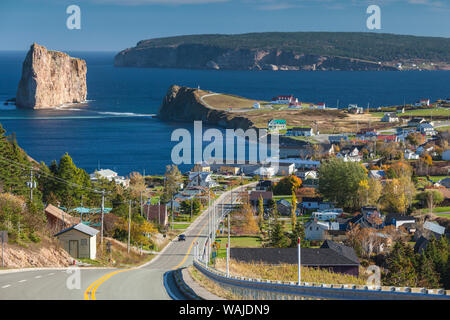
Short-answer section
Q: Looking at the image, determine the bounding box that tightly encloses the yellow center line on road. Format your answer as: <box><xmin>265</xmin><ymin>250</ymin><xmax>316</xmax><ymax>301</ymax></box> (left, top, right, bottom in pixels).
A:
<box><xmin>84</xmin><ymin>194</ymin><xmax>227</xmax><ymax>300</ymax></box>
<box><xmin>172</xmin><ymin>218</ymin><xmax>208</xmax><ymax>270</ymax></box>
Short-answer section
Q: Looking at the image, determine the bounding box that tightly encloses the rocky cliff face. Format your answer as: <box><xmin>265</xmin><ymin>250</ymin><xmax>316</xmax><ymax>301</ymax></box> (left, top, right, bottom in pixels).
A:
<box><xmin>159</xmin><ymin>85</ymin><xmax>254</xmax><ymax>129</ymax></box>
<box><xmin>16</xmin><ymin>43</ymin><xmax>87</xmax><ymax>109</ymax></box>
<box><xmin>115</xmin><ymin>44</ymin><xmax>397</xmax><ymax>71</ymax></box>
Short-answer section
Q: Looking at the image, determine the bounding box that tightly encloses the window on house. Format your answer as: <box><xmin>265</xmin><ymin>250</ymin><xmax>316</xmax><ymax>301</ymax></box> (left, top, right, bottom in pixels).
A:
<box><xmin>81</xmin><ymin>239</ymin><xmax>88</xmax><ymax>246</ymax></box>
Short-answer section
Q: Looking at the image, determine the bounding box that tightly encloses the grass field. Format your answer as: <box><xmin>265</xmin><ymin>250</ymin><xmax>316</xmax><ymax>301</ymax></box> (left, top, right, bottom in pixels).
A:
<box><xmin>215</xmin><ymin>236</ymin><xmax>262</xmax><ymax>258</ymax></box>
<box><xmin>418</xmin><ymin>206</ymin><xmax>450</xmax><ymax>214</ymax></box>
<box><xmin>436</xmin><ymin>214</ymin><xmax>450</xmax><ymax>219</ymax></box>
<box><xmin>437</xmin><ymin>125</ymin><xmax>450</xmax><ymax>132</ymax></box>
<box><xmin>172</xmin><ymin>223</ymin><xmax>190</xmax><ymax>230</ymax></box>
<box><xmin>201</xmin><ymin>93</ymin><xmax>266</xmax><ymax>110</ymax></box>
<box><xmin>401</xmin><ymin>108</ymin><xmax>450</xmax><ymax>117</ymax></box>
<box><xmin>214</xmin><ymin>259</ymin><xmax>367</xmax><ymax>285</ymax></box>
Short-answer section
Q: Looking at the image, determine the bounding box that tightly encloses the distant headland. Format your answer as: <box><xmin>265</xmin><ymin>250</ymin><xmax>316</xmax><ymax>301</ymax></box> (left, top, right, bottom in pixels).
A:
<box><xmin>115</xmin><ymin>32</ymin><xmax>450</xmax><ymax>71</ymax></box>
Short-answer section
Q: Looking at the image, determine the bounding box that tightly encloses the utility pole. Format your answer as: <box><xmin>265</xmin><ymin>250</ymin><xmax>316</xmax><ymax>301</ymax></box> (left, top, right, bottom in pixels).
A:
<box><xmin>128</xmin><ymin>200</ymin><xmax>131</xmax><ymax>253</ymax></box>
<box><xmin>298</xmin><ymin>237</ymin><xmax>301</xmax><ymax>285</ymax></box>
<box><xmin>158</xmin><ymin>200</ymin><xmax>160</xmax><ymax>226</ymax></box>
<box><xmin>140</xmin><ymin>191</ymin><xmax>143</xmax><ymax>217</ymax></box>
<box><xmin>190</xmin><ymin>198</ymin><xmax>193</xmax><ymax>221</ymax></box>
<box><xmin>227</xmin><ymin>211</ymin><xmax>230</xmax><ymax>277</ymax></box>
<box><xmin>171</xmin><ymin>195</ymin><xmax>174</xmax><ymax>231</ymax></box>
<box><xmin>101</xmin><ymin>190</ymin><xmax>105</xmax><ymax>245</ymax></box>
<box><xmin>28</xmin><ymin>168</ymin><xmax>35</xmax><ymax>201</ymax></box>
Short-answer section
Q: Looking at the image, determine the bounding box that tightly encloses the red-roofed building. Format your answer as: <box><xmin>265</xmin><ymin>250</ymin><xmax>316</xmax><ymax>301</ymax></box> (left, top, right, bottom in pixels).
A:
<box><xmin>377</xmin><ymin>135</ymin><xmax>399</xmax><ymax>142</ymax></box>
<box><xmin>272</xmin><ymin>95</ymin><xmax>298</xmax><ymax>105</ymax></box>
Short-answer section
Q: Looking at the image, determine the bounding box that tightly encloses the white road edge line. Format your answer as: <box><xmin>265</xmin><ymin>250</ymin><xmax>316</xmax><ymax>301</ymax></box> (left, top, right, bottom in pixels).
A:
<box><xmin>35</xmin><ymin>275</ymin><xmax>42</xmax><ymax>279</ymax></box>
<box><xmin>48</xmin><ymin>273</ymin><xmax>55</xmax><ymax>276</ymax></box>
<box><xmin>1</xmin><ymin>284</ymin><xmax>11</xmax><ymax>288</ymax></box>
<box><xmin>18</xmin><ymin>279</ymin><xmax>27</xmax><ymax>283</ymax></box>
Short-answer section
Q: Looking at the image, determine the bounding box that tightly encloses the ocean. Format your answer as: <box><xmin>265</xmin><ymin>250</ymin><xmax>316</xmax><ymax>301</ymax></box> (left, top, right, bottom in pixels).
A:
<box><xmin>0</xmin><ymin>51</ymin><xmax>449</xmax><ymax>175</ymax></box>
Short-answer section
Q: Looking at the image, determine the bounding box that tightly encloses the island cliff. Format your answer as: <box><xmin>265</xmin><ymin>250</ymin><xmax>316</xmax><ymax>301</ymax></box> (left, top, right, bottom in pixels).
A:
<box><xmin>115</xmin><ymin>32</ymin><xmax>450</xmax><ymax>71</ymax></box>
<box><xmin>16</xmin><ymin>43</ymin><xmax>87</xmax><ymax>109</ymax></box>
<box><xmin>158</xmin><ymin>85</ymin><xmax>254</xmax><ymax>129</ymax></box>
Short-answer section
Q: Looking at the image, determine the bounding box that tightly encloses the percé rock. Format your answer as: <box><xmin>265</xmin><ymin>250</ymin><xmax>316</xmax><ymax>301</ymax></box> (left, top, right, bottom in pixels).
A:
<box><xmin>158</xmin><ymin>85</ymin><xmax>254</xmax><ymax>130</ymax></box>
<box><xmin>16</xmin><ymin>43</ymin><xmax>87</xmax><ymax>109</ymax></box>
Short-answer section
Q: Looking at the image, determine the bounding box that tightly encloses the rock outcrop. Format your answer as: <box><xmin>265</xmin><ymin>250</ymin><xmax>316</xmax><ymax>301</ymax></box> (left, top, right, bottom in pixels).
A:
<box><xmin>16</xmin><ymin>43</ymin><xmax>87</xmax><ymax>109</ymax></box>
<box><xmin>159</xmin><ymin>85</ymin><xmax>254</xmax><ymax>130</ymax></box>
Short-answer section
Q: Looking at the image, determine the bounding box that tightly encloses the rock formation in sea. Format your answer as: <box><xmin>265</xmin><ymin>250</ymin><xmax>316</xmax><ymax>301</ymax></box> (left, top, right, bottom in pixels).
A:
<box><xmin>16</xmin><ymin>43</ymin><xmax>87</xmax><ymax>109</ymax></box>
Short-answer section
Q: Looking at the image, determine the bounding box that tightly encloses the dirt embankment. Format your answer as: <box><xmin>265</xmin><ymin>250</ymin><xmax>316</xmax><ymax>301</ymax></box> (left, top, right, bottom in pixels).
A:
<box><xmin>2</xmin><ymin>236</ymin><xmax>72</xmax><ymax>269</ymax></box>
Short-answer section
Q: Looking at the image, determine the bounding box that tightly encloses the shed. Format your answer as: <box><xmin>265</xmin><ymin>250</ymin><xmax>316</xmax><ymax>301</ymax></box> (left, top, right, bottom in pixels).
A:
<box><xmin>55</xmin><ymin>223</ymin><xmax>99</xmax><ymax>260</ymax></box>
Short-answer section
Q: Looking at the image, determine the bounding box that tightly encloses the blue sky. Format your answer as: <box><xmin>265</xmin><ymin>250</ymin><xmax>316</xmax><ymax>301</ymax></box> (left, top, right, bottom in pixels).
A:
<box><xmin>0</xmin><ymin>0</ymin><xmax>449</xmax><ymax>51</ymax></box>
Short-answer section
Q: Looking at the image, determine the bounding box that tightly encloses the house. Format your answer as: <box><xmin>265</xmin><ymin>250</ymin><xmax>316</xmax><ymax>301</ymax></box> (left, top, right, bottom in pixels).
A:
<box><xmin>336</xmin><ymin>147</ymin><xmax>362</xmax><ymax>162</ymax></box>
<box><xmin>296</xmin><ymin>170</ymin><xmax>318</xmax><ymax>180</ymax></box>
<box><xmin>256</xmin><ymin>180</ymin><xmax>273</xmax><ymax>191</ymax></box>
<box><xmin>253</xmin><ymin>166</ymin><xmax>276</xmax><ymax>178</ymax></box>
<box><xmin>301</xmin><ymin>197</ymin><xmax>333</xmax><ymax>211</ymax></box>
<box><xmin>368</xmin><ymin>170</ymin><xmax>386</xmax><ymax>180</ymax></box>
<box><xmin>311</xmin><ymin>211</ymin><xmax>341</xmax><ymax>221</ymax></box>
<box><xmin>437</xmin><ymin>177</ymin><xmax>450</xmax><ymax>188</ymax></box>
<box><xmin>193</xmin><ymin>162</ymin><xmax>211</xmax><ymax>172</ymax></box>
<box><xmin>54</xmin><ymin>223</ymin><xmax>99</xmax><ymax>260</ymax></box>
<box><xmin>377</xmin><ymin>135</ymin><xmax>398</xmax><ymax>143</ymax></box>
<box><xmin>286</xmin><ymin>127</ymin><xmax>315</xmax><ymax>137</ymax></box>
<box><xmin>316</xmin><ymin>102</ymin><xmax>326</xmax><ymax>109</ymax></box>
<box><xmin>404</xmin><ymin>149</ymin><xmax>420</xmax><ymax>160</ymax></box>
<box><xmin>381</xmin><ymin>113</ymin><xmax>399</xmax><ymax>122</ymax></box>
<box><xmin>419</xmin><ymin>122</ymin><xmax>435</xmax><ymax>136</ymax></box>
<box><xmin>305</xmin><ymin>220</ymin><xmax>339</xmax><ymax>241</ymax></box>
<box><xmin>385</xmin><ymin>213</ymin><xmax>416</xmax><ymax>231</ymax></box>
<box><xmin>249</xmin><ymin>191</ymin><xmax>273</xmax><ymax>208</ymax></box>
<box><xmin>442</xmin><ymin>149</ymin><xmax>450</xmax><ymax>161</ymax></box>
<box><xmin>267</xmin><ymin>119</ymin><xmax>287</xmax><ymax>131</ymax></box>
<box><xmin>45</xmin><ymin>204</ymin><xmax>81</xmax><ymax>232</ymax></box>
<box><xmin>348</xmin><ymin>104</ymin><xmax>364</xmax><ymax>114</ymax></box>
<box><xmin>188</xmin><ymin>171</ymin><xmax>218</xmax><ymax>188</ymax></box>
<box><xmin>423</xmin><ymin>221</ymin><xmax>446</xmax><ymax>237</ymax></box>
<box><xmin>415</xmin><ymin>99</ymin><xmax>430</xmax><ymax>107</ymax></box>
<box><xmin>277</xmin><ymin>199</ymin><xmax>301</xmax><ymax>217</ymax></box>
<box><xmin>219</xmin><ymin>166</ymin><xmax>240</xmax><ymax>175</ymax></box>
<box><xmin>230</xmin><ymin>241</ymin><xmax>360</xmax><ymax>276</ymax></box>
<box><xmin>143</xmin><ymin>204</ymin><xmax>168</xmax><ymax>226</ymax></box>
<box><xmin>90</xmin><ymin>169</ymin><xmax>129</xmax><ymax>187</ymax></box>
<box><xmin>271</xmin><ymin>95</ymin><xmax>298</xmax><ymax>105</ymax></box>
<box><xmin>328</xmin><ymin>135</ymin><xmax>348</xmax><ymax>144</ymax></box>
<box><xmin>274</xmin><ymin>162</ymin><xmax>296</xmax><ymax>176</ymax></box>
<box><xmin>253</xmin><ymin>102</ymin><xmax>261</xmax><ymax>109</ymax></box>
<box><xmin>408</xmin><ymin>118</ymin><xmax>426</xmax><ymax>128</ymax></box>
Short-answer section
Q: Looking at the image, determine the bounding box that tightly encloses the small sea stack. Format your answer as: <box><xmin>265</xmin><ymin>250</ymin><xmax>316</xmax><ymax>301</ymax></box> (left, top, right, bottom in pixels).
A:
<box><xmin>16</xmin><ymin>43</ymin><xmax>87</xmax><ymax>109</ymax></box>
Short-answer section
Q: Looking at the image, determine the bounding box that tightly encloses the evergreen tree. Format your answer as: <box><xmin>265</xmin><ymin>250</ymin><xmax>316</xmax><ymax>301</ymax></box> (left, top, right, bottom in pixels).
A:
<box><xmin>289</xmin><ymin>220</ymin><xmax>309</xmax><ymax>248</ymax></box>
<box><xmin>417</xmin><ymin>253</ymin><xmax>440</xmax><ymax>288</ymax></box>
<box><xmin>269</xmin><ymin>216</ymin><xmax>288</xmax><ymax>248</ymax></box>
<box><xmin>384</xmin><ymin>240</ymin><xmax>418</xmax><ymax>287</ymax></box>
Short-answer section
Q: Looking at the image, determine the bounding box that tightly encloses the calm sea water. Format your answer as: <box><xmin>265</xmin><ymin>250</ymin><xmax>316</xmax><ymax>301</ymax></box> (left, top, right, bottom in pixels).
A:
<box><xmin>0</xmin><ymin>51</ymin><xmax>449</xmax><ymax>175</ymax></box>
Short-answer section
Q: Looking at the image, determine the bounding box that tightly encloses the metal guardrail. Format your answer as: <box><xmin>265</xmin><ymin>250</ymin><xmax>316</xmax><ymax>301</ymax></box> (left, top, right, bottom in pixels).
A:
<box><xmin>193</xmin><ymin>259</ymin><xmax>450</xmax><ymax>300</ymax></box>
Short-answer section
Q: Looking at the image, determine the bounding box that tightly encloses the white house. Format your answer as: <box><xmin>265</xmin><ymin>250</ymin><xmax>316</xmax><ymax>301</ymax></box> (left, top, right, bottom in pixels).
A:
<box><xmin>442</xmin><ymin>149</ymin><xmax>450</xmax><ymax>161</ymax></box>
<box><xmin>381</xmin><ymin>113</ymin><xmax>399</xmax><ymax>123</ymax></box>
<box><xmin>55</xmin><ymin>223</ymin><xmax>99</xmax><ymax>260</ymax></box>
<box><xmin>316</xmin><ymin>102</ymin><xmax>326</xmax><ymax>109</ymax></box>
<box><xmin>188</xmin><ymin>171</ymin><xmax>218</xmax><ymax>188</ymax></box>
<box><xmin>311</xmin><ymin>211</ymin><xmax>340</xmax><ymax>221</ymax></box>
<box><xmin>267</xmin><ymin>119</ymin><xmax>287</xmax><ymax>131</ymax></box>
<box><xmin>286</xmin><ymin>127</ymin><xmax>314</xmax><ymax>137</ymax></box>
<box><xmin>271</xmin><ymin>95</ymin><xmax>298</xmax><ymax>105</ymax></box>
<box><xmin>90</xmin><ymin>169</ymin><xmax>129</xmax><ymax>187</ymax></box>
<box><xmin>419</xmin><ymin>122</ymin><xmax>436</xmax><ymax>136</ymax></box>
<box><xmin>404</xmin><ymin>149</ymin><xmax>420</xmax><ymax>160</ymax></box>
<box><xmin>253</xmin><ymin>166</ymin><xmax>275</xmax><ymax>178</ymax></box>
<box><xmin>348</xmin><ymin>104</ymin><xmax>364</xmax><ymax>114</ymax></box>
<box><xmin>336</xmin><ymin>147</ymin><xmax>362</xmax><ymax>162</ymax></box>
<box><xmin>305</xmin><ymin>220</ymin><xmax>339</xmax><ymax>241</ymax></box>
<box><xmin>253</xmin><ymin>102</ymin><xmax>261</xmax><ymax>109</ymax></box>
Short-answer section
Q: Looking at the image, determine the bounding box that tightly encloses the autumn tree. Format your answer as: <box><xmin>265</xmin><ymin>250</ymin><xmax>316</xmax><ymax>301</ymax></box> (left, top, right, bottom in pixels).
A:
<box><xmin>318</xmin><ymin>158</ymin><xmax>367</xmax><ymax>210</ymax></box>
<box><xmin>381</xmin><ymin>177</ymin><xmax>415</xmax><ymax>214</ymax></box>
<box><xmin>416</xmin><ymin>189</ymin><xmax>444</xmax><ymax>214</ymax></box>
<box><xmin>272</xmin><ymin>175</ymin><xmax>302</xmax><ymax>195</ymax></box>
<box><xmin>161</xmin><ymin>165</ymin><xmax>183</xmax><ymax>203</ymax></box>
<box><xmin>241</xmin><ymin>201</ymin><xmax>259</xmax><ymax>235</ymax></box>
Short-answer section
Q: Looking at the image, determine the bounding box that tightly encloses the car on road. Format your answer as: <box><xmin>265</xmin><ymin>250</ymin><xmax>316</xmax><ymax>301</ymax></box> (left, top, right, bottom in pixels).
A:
<box><xmin>178</xmin><ymin>234</ymin><xmax>186</xmax><ymax>241</ymax></box>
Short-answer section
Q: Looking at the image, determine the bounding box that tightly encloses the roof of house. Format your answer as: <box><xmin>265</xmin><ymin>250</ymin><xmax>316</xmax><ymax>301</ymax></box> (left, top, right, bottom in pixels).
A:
<box><xmin>54</xmin><ymin>223</ymin><xmax>99</xmax><ymax>237</ymax></box>
<box><xmin>290</xmin><ymin>127</ymin><xmax>312</xmax><ymax>131</ymax></box>
<box><xmin>249</xmin><ymin>191</ymin><xmax>273</xmax><ymax>201</ymax></box>
<box><xmin>424</xmin><ymin>221</ymin><xmax>445</xmax><ymax>235</ymax></box>
<box><xmin>301</xmin><ymin>197</ymin><xmax>324</xmax><ymax>203</ymax></box>
<box><xmin>438</xmin><ymin>177</ymin><xmax>450</xmax><ymax>188</ymax></box>
<box><xmin>268</xmin><ymin>119</ymin><xmax>286</xmax><ymax>125</ymax></box>
<box><xmin>320</xmin><ymin>240</ymin><xmax>359</xmax><ymax>264</ymax></box>
<box><xmin>369</xmin><ymin>170</ymin><xmax>386</xmax><ymax>179</ymax></box>
<box><xmin>385</xmin><ymin>213</ymin><xmax>416</xmax><ymax>224</ymax></box>
<box><xmin>45</xmin><ymin>204</ymin><xmax>80</xmax><ymax>225</ymax></box>
<box><xmin>230</xmin><ymin>243</ymin><xmax>359</xmax><ymax>266</ymax></box>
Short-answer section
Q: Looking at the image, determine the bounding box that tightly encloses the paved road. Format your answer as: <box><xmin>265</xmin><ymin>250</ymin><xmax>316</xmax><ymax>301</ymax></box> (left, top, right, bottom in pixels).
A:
<box><xmin>0</xmin><ymin>184</ymin><xmax>252</xmax><ymax>300</ymax></box>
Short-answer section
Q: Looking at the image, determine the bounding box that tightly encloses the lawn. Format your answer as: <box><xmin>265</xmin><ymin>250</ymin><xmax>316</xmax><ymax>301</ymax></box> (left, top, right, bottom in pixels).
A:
<box><xmin>172</xmin><ymin>223</ymin><xmax>190</xmax><ymax>230</ymax></box>
<box><xmin>436</xmin><ymin>214</ymin><xmax>450</xmax><ymax>219</ymax></box>
<box><xmin>273</xmin><ymin>195</ymin><xmax>292</xmax><ymax>202</ymax></box>
<box><xmin>436</xmin><ymin>125</ymin><xmax>450</xmax><ymax>132</ymax></box>
<box><xmin>418</xmin><ymin>206</ymin><xmax>450</xmax><ymax>214</ymax></box>
<box><xmin>215</xmin><ymin>236</ymin><xmax>262</xmax><ymax>258</ymax></box>
<box><xmin>401</xmin><ymin>108</ymin><xmax>450</xmax><ymax>117</ymax></box>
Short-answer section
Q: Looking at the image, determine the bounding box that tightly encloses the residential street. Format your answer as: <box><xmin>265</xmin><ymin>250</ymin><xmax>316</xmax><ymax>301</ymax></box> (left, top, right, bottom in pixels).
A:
<box><xmin>0</xmin><ymin>184</ymin><xmax>250</xmax><ymax>300</ymax></box>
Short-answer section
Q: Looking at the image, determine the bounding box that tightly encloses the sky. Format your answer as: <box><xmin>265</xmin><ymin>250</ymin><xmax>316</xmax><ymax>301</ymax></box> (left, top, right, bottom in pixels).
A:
<box><xmin>0</xmin><ymin>0</ymin><xmax>449</xmax><ymax>51</ymax></box>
